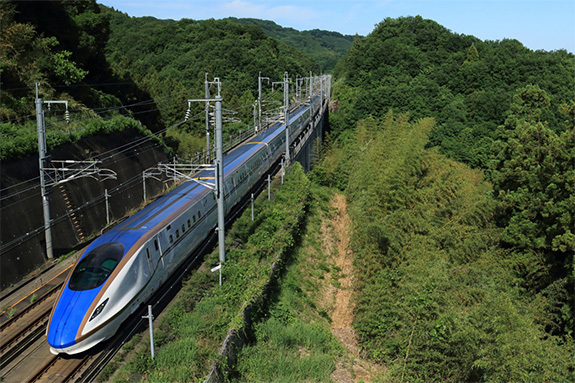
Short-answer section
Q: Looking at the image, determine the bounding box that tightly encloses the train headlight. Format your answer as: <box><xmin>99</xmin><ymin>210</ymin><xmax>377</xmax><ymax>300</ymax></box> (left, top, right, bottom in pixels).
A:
<box><xmin>90</xmin><ymin>298</ymin><xmax>109</xmax><ymax>321</ymax></box>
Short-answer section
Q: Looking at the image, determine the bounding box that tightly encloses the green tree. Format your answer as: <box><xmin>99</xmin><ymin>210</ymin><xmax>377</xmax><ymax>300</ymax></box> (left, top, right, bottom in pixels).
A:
<box><xmin>464</xmin><ymin>43</ymin><xmax>479</xmax><ymax>64</ymax></box>
<box><xmin>49</xmin><ymin>49</ymin><xmax>88</xmax><ymax>85</ymax></box>
<box><xmin>509</xmin><ymin>84</ymin><xmax>551</xmax><ymax>123</ymax></box>
<box><xmin>491</xmin><ymin>85</ymin><xmax>574</xmax><ymax>253</ymax></box>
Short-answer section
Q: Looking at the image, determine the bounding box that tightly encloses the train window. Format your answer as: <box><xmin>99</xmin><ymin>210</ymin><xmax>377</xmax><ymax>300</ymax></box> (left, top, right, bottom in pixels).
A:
<box><xmin>187</xmin><ymin>219</ymin><xmax>191</xmax><ymax>228</ymax></box>
<box><xmin>146</xmin><ymin>248</ymin><xmax>151</xmax><ymax>259</ymax></box>
<box><xmin>176</xmin><ymin>229</ymin><xmax>180</xmax><ymax>238</ymax></box>
<box><xmin>193</xmin><ymin>215</ymin><xmax>196</xmax><ymax>223</ymax></box>
<box><xmin>167</xmin><ymin>225</ymin><xmax>172</xmax><ymax>231</ymax></box>
<box><xmin>198</xmin><ymin>210</ymin><xmax>201</xmax><ymax>218</ymax></box>
<box><xmin>154</xmin><ymin>239</ymin><xmax>159</xmax><ymax>251</ymax></box>
<box><xmin>69</xmin><ymin>242</ymin><xmax>124</xmax><ymax>291</ymax></box>
<box><xmin>169</xmin><ymin>235</ymin><xmax>173</xmax><ymax>244</ymax></box>
<box><xmin>182</xmin><ymin>224</ymin><xmax>185</xmax><ymax>233</ymax></box>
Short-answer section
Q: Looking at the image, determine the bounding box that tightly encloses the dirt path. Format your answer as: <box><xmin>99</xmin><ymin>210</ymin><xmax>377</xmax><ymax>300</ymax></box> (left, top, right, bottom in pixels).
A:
<box><xmin>327</xmin><ymin>193</ymin><xmax>382</xmax><ymax>383</ymax></box>
<box><xmin>330</xmin><ymin>194</ymin><xmax>357</xmax><ymax>351</ymax></box>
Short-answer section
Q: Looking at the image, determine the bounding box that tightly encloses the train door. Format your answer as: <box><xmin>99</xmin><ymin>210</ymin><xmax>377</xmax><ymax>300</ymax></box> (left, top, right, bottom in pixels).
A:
<box><xmin>145</xmin><ymin>233</ymin><xmax>164</xmax><ymax>273</ymax></box>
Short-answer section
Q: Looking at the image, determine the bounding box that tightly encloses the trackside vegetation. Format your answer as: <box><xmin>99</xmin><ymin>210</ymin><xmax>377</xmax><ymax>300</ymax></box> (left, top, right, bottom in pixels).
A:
<box><xmin>0</xmin><ymin>115</ymin><xmax>160</xmax><ymax>161</ymax></box>
<box><xmin>231</xmin><ymin>184</ymin><xmax>344</xmax><ymax>382</ymax></box>
<box><xmin>318</xmin><ymin>15</ymin><xmax>574</xmax><ymax>381</ymax></box>
<box><xmin>104</xmin><ymin>163</ymin><xmax>318</xmax><ymax>382</ymax></box>
<box><xmin>314</xmin><ymin>110</ymin><xmax>574</xmax><ymax>381</ymax></box>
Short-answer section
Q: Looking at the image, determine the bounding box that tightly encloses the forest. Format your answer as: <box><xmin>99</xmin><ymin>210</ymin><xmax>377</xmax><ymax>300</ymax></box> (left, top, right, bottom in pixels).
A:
<box><xmin>1</xmin><ymin>0</ymin><xmax>327</xmax><ymax>160</ymax></box>
<box><xmin>315</xmin><ymin>15</ymin><xmax>574</xmax><ymax>381</ymax></box>
<box><xmin>1</xmin><ymin>1</ymin><xmax>574</xmax><ymax>381</ymax></box>
<box><xmin>225</xmin><ymin>17</ymin><xmax>354</xmax><ymax>72</ymax></box>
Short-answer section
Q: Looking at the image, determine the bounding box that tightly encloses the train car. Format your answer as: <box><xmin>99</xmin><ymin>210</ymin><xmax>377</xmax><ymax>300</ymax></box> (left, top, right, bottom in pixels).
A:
<box><xmin>46</xmin><ymin>89</ymin><xmax>324</xmax><ymax>354</ymax></box>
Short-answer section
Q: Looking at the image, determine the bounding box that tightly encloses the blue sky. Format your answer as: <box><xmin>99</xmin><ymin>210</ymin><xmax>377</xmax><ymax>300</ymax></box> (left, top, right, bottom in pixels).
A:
<box><xmin>99</xmin><ymin>0</ymin><xmax>575</xmax><ymax>53</ymax></box>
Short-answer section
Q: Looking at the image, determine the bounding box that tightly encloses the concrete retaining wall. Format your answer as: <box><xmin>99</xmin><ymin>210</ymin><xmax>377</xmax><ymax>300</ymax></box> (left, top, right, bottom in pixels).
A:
<box><xmin>0</xmin><ymin>129</ymin><xmax>169</xmax><ymax>289</ymax></box>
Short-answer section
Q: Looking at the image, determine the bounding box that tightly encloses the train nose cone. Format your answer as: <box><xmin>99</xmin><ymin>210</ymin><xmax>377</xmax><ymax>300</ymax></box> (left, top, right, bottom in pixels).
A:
<box><xmin>47</xmin><ymin>288</ymin><xmax>98</xmax><ymax>349</ymax></box>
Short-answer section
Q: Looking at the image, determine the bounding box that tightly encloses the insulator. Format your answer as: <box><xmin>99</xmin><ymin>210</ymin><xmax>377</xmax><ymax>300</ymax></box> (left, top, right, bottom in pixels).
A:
<box><xmin>184</xmin><ymin>108</ymin><xmax>191</xmax><ymax>121</ymax></box>
<box><xmin>65</xmin><ymin>110</ymin><xmax>70</xmax><ymax>123</ymax></box>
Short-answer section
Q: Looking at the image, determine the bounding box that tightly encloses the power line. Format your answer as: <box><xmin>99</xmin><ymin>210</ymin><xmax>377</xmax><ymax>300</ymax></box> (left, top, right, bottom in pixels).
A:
<box><xmin>0</xmin><ymin>167</ymin><xmax>157</xmax><ymax>255</ymax></box>
<box><xmin>1</xmin><ymin>96</ymin><xmax>246</xmax><ymax>199</ymax></box>
<box><xmin>1</xmin><ymin>81</ymin><xmax>277</xmax><ymax>198</ymax></box>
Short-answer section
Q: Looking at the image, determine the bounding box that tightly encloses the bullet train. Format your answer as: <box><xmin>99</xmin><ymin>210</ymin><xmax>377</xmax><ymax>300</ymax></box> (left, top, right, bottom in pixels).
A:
<box><xmin>46</xmin><ymin>80</ymin><xmax>327</xmax><ymax>355</ymax></box>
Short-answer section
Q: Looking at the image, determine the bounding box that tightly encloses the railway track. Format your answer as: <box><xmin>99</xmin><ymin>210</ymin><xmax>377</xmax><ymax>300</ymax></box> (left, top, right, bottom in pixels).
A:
<box><xmin>0</xmin><ymin>159</ymin><xmax>287</xmax><ymax>382</ymax></box>
<box><xmin>0</xmin><ymin>232</ymin><xmax>214</xmax><ymax>382</ymax></box>
<box><xmin>0</xmin><ymin>265</ymin><xmax>71</xmax><ymax>323</ymax></box>
<box><xmin>0</xmin><ymin>266</ymin><xmax>70</xmax><ymax>367</ymax></box>
<box><xmin>0</xmin><ymin>263</ymin><xmax>72</xmax><ymax>382</ymax></box>
<box><xmin>28</xmin><ymin>354</ymin><xmax>89</xmax><ymax>383</ymax></box>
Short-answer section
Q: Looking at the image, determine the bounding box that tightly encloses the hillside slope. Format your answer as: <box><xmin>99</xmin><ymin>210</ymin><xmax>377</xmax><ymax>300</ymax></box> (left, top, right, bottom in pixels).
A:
<box><xmin>315</xmin><ymin>109</ymin><xmax>574</xmax><ymax>381</ymax></box>
<box><xmin>226</xmin><ymin>17</ymin><xmax>355</xmax><ymax>72</ymax></box>
<box><xmin>332</xmin><ymin>16</ymin><xmax>574</xmax><ymax>168</ymax></box>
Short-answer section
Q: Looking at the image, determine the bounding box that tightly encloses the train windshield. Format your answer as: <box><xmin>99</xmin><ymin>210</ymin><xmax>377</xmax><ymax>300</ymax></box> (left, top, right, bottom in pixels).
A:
<box><xmin>69</xmin><ymin>242</ymin><xmax>125</xmax><ymax>291</ymax></box>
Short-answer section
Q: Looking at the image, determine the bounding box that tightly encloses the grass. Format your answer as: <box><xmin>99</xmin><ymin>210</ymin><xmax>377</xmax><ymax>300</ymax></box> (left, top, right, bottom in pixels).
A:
<box><xmin>231</xmin><ymin>183</ymin><xmax>344</xmax><ymax>382</ymax></box>
<box><xmin>105</xmin><ymin>164</ymin><xmax>313</xmax><ymax>382</ymax></box>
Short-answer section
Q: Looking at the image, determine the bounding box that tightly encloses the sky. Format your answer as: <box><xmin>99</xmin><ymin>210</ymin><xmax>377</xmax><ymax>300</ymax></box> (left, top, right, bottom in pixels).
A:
<box><xmin>99</xmin><ymin>0</ymin><xmax>575</xmax><ymax>53</ymax></box>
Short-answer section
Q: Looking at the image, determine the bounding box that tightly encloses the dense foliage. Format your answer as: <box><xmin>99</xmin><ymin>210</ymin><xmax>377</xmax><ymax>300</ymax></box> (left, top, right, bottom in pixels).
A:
<box><xmin>319</xmin><ymin>17</ymin><xmax>574</xmax><ymax>379</ymax></box>
<box><xmin>312</xmin><ymin>111</ymin><xmax>574</xmax><ymax>381</ymax></box>
<box><xmin>104</xmin><ymin>12</ymin><xmax>319</xmax><ymax>139</ymax></box>
<box><xmin>332</xmin><ymin>16</ymin><xmax>574</xmax><ymax>169</ymax></box>
<box><xmin>0</xmin><ymin>0</ymin><xmax>165</xmax><ymax>160</ymax></box>
<box><xmin>226</xmin><ymin>18</ymin><xmax>354</xmax><ymax>72</ymax></box>
<box><xmin>1</xmin><ymin>1</ymin><xmax>323</xmax><ymax>160</ymax></box>
<box><xmin>491</xmin><ymin>85</ymin><xmax>574</xmax><ymax>254</ymax></box>
<box><xmin>1</xmin><ymin>0</ymin><xmax>108</xmax><ymax>120</ymax></box>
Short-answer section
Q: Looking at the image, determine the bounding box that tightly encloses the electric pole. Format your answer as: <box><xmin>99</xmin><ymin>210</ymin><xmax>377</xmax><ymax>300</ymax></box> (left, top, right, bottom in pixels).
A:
<box><xmin>309</xmin><ymin>71</ymin><xmax>313</xmax><ymax>114</ymax></box>
<box><xmin>215</xmin><ymin>94</ymin><xmax>225</xmax><ymax>265</ymax></box>
<box><xmin>205</xmin><ymin>73</ymin><xmax>210</xmax><ymax>161</ymax></box>
<box><xmin>35</xmin><ymin>83</ymin><xmax>53</xmax><ymax>260</ymax></box>
<box><xmin>258</xmin><ymin>72</ymin><xmax>269</xmax><ymax>131</ymax></box>
<box><xmin>187</xmin><ymin>78</ymin><xmax>226</xmax><ymax>282</ymax></box>
<box><xmin>35</xmin><ymin>83</ymin><xmax>116</xmax><ymax>261</ymax></box>
<box><xmin>283</xmin><ymin>72</ymin><xmax>290</xmax><ymax>166</ymax></box>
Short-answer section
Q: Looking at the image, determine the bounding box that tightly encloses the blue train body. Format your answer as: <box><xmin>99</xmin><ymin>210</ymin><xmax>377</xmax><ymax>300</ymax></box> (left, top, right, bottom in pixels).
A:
<box><xmin>47</xmin><ymin>90</ymin><xmax>324</xmax><ymax>354</ymax></box>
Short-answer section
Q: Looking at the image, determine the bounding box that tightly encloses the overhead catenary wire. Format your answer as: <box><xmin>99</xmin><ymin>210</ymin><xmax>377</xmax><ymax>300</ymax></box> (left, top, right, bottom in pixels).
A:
<box><xmin>2</xmin><ymin>74</ymin><xmax>330</xmax><ymax>257</ymax></box>
<box><xmin>1</xmin><ymin>89</ymin><xmax>270</xmax><ymax>194</ymax></box>
<box><xmin>0</xmin><ymin>109</ymin><xmax>204</xmax><ymax>205</ymax></box>
<box><xmin>0</xmin><ymin>88</ymin><xmax>187</xmax><ymax>124</ymax></box>
<box><xmin>1</xmin><ymin>77</ymin><xmax>302</xmax><ymax>211</ymax></box>
<box><xmin>0</xmin><ymin>103</ymin><xmax>203</xmax><ymax>199</ymax></box>
<box><xmin>0</xmin><ymin>169</ymin><xmax>156</xmax><ymax>255</ymax></box>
